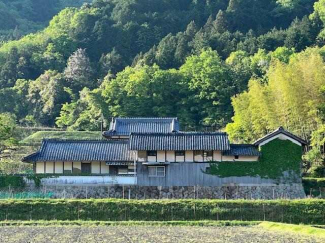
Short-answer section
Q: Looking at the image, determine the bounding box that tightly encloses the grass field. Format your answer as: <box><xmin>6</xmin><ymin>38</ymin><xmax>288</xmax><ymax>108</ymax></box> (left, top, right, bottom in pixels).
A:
<box><xmin>19</xmin><ymin>131</ymin><xmax>103</xmax><ymax>145</ymax></box>
<box><xmin>0</xmin><ymin>224</ymin><xmax>323</xmax><ymax>243</ymax></box>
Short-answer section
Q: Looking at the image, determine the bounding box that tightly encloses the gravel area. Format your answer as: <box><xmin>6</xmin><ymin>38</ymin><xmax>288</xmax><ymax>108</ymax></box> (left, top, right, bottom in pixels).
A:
<box><xmin>0</xmin><ymin>226</ymin><xmax>322</xmax><ymax>243</ymax></box>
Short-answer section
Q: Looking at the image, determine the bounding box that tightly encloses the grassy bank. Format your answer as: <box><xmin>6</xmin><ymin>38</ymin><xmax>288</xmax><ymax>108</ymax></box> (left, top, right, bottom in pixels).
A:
<box><xmin>20</xmin><ymin>131</ymin><xmax>102</xmax><ymax>145</ymax></box>
<box><xmin>259</xmin><ymin>222</ymin><xmax>325</xmax><ymax>238</ymax></box>
<box><xmin>0</xmin><ymin>199</ymin><xmax>324</xmax><ymax>224</ymax></box>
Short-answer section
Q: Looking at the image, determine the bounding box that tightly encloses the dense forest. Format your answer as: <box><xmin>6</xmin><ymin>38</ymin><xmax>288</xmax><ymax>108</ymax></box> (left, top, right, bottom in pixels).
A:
<box><xmin>0</xmin><ymin>0</ymin><xmax>91</xmax><ymax>41</ymax></box>
<box><xmin>0</xmin><ymin>0</ymin><xmax>324</xmax><ymax>174</ymax></box>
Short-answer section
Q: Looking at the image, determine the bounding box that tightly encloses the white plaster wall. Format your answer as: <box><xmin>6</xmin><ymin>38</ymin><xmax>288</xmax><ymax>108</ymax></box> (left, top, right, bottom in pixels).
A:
<box><xmin>101</xmin><ymin>162</ymin><xmax>109</xmax><ymax>174</ymax></box>
<box><xmin>185</xmin><ymin>151</ymin><xmax>193</xmax><ymax>162</ymax></box>
<box><xmin>176</xmin><ymin>156</ymin><xmax>185</xmax><ymax>162</ymax></box>
<box><xmin>147</xmin><ymin>156</ymin><xmax>156</xmax><ymax>162</ymax></box>
<box><xmin>194</xmin><ymin>152</ymin><xmax>204</xmax><ymax>162</ymax></box>
<box><xmin>213</xmin><ymin>151</ymin><xmax>222</xmax><ymax>162</ymax></box>
<box><xmin>46</xmin><ymin>162</ymin><xmax>54</xmax><ymax>174</ymax></box>
<box><xmin>259</xmin><ymin>134</ymin><xmax>302</xmax><ymax>147</ymax></box>
<box><xmin>73</xmin><ymin>162</ymin><xmax>81</xmax><ymax>170</ymax></box>
<box><xmin>166</xmin><ymin>151</ymin><xmax>175</xmax><ymax>162</ymax></box>
<box><xmin>92</xmin><ymin>162</ymin><xmax>100</xmax><ymax>174</ymax></box>
<box><xmin>157</xmin><ymin>151</ymin><xmax>165</xmax><ymax>162</ymax></box>
<box><xmin>55</xmin><ymin>162</ymin><xmax>63</xmax><ymax>174</ymax></box>
<box><xmin>64</xmin><ymin>162</ymin><xmax>72</xmax><ymax>173</ymax></box>
<box><xmin>36</xmin><ymin>162</ymin><xmax>44</xmax><ymax>174</ymax></box>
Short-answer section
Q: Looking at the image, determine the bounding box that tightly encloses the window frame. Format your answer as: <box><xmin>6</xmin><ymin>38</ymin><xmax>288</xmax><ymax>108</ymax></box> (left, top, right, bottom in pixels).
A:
<box><xmin>147</xmin><ymin>150</ymin><xmax>157</xmax><ymax>157</ymax></box>
<box><xmin>148</xmin><ymin>166</ymin><xmax>166</xmax><ymax>177</ymax></box>
<box><xmin>175</xmin><ymin>151</ymin><xmax>185</xmax><ymax>157</ymax></box>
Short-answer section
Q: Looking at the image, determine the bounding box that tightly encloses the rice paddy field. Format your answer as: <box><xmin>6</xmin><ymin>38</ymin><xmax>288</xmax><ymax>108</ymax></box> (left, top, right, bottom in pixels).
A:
<box><xmin>0</xmin><ymin>224</ymin><xmax>324</xmax><ymax>243</ymax></box>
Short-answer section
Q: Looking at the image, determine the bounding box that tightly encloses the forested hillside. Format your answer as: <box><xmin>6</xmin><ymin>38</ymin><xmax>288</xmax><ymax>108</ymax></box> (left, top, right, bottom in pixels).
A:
<box><xmin>1</xmin><ymin>0</ymin><xmax>325</xmax><ymax>174</ymax></box>
<box><xmin>0</xmin><ymin>0</ymin><xmax>91</xmax><ymax>41</ymax></box>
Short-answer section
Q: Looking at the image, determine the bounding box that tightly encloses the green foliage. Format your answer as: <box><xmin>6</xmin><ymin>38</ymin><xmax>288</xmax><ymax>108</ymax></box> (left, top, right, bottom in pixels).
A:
<box><xmin>0</xmin><ymin>175</ymin><xmax>25</xmax><ymax>188</ymax></box>
<box><xmin>0</xmin><ymin>199</ymin><xmax>324</xmax><ymax>224</ymax></box>
<box><xmin>0</xmin><ymin>113</ymin><xmax>17</xmax><ymax>149</ymax></box>
<box><xmin>0</xmin><ymin>0</ymin><xmax>90</xmax><ymax>40</ymax></box>
<box><xmin>209</xmin><ymin>139</ymin><xmax>302</xmax><ymax>181</ymax></box>
<box><xmin>227</xmin><ymin>48</ymin><xmax>325</xmax><ymax>143</ymax></box>
<box><xmin>302</xmin><ymin>178</ymin><xmax>325</xmax><ymax>197</ymax></box>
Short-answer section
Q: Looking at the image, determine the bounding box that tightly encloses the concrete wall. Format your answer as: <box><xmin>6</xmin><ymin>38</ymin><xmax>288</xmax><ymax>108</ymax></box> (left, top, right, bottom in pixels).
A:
<box><xmin>22</xmin><ymin>184</ymin><xmax>306</xmax><ymax>199</ymax></box>
<box><xmin>39</xmin><ymin>175</ymin><xmax>136</xmax><ymax>185</ymax></box>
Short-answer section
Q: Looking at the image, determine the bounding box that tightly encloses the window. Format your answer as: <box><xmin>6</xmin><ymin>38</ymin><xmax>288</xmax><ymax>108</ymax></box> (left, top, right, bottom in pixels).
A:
<box><xmin>148</xmin><ymin>166</ymin><xmax>165</xmax><ymax>177</ymax></box>
<box><xmin>205</xmin><ymin>151</ymin><xmax>213</xmax><ymax>157</ymax></box>
<box><xmin>128</xmin><ymin>165</ymin><xmax>135</xmax><ymax>174</ymax></box>
<box><xmin>194</xmin><ymin>151</ymin><xmax>203</xmax><ymax>162</ymax></box>
<box><xmin>118</xmin><ymin>167</ymin><xmax>128</xmax><ymax>175</ymax></box>
<box><xmin>175</xmin><ymin>151</ymin><xmax>185</xmax><ymax>156</ymax></box>
<box><xmin>147</xmin><ymin>151</ymin><xmax>157</xmax><ymax>156</ymax></box>
<box><xmin>234</xmin><ymin>155</ymin><xmax>239</xmax><ymax>160</ymax></box>
<box><xmin>194</xmin><ymin>151</ymin><xmax>203</xmax><ymax>156</ymax></box>
<box><xmin>138</xmin><ymin>151</ymin><xmax>147</xmax><ymax>161</ymax></box>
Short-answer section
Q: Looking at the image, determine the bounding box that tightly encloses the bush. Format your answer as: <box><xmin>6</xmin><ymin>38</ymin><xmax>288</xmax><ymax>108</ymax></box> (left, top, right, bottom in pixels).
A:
<box><xmin>0</xmin><ymin>175</ymin><xmax>25</xmax><ymax>189</ymax></box>
<box><xmin>0</xmin><ymin>199</ymin><xmax>324</xmax><ymax>225</ymax></box>
<box><xmin>302</xmin><ymin>178</ymin><xmax>325</xmax><ymax>197</ymax></box>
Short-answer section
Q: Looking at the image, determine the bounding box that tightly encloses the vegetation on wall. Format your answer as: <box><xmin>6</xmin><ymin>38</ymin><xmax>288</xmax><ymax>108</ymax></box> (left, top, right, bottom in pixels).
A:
<box><xmin>208</xmin><ymin>139</ymin><xmax>303</xmax><ymax>181</ymax></box>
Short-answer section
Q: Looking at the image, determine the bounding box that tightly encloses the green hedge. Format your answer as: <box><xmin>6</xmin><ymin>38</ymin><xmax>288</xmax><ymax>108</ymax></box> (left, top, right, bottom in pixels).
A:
<box><xmin>0</xmin><ymin>175</ymin><xmax>25</xmax><ymax>189</ymax></box>
<box><xmin>0</xmin><ymin>199</ymin><xmax>324</xmax><ymax>225</ymax></box>
<box><xmin>302</xmin><ymin>178</ymin><xmax>325</xmax><ymax>197</ymax></box>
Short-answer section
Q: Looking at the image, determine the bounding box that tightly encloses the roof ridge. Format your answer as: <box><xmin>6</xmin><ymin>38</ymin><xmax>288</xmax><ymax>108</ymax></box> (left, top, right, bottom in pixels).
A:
<box><xmin>42</xmin><ymin>138</ymin><xmax>129</xmax><ymax>143</ymax></box>
<box><xmin>130</xmin><ymin>132</ymin><xmax>228</xmax><ymax>135</ymax></box>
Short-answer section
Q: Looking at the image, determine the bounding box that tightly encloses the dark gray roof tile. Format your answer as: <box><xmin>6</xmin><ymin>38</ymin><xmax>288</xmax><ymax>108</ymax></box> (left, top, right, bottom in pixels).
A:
<box><xmin>130</xmin><ymin>132</ymin><xmax>230</xmax><ymax>151</ymax></box>
<box><xmin>222</xmin><ymin>144</ymin><xmax>260</xmax><ymax>156</ymax></box>
<box><xmin>103</xmin><ymin>117</ymin><xmax>180</xmax><ymax>137</ymax></box>
<box><xmin>23</xmin><ymin>139</ymin><xmax>133</xmax><ymax>162</ymax></box>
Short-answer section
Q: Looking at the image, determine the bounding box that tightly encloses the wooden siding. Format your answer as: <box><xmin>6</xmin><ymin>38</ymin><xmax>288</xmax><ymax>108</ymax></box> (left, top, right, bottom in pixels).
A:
<box><xmin>137</xmin><ymin>163</ymin><xmax>276</xmax><ymax>186</ymax></box>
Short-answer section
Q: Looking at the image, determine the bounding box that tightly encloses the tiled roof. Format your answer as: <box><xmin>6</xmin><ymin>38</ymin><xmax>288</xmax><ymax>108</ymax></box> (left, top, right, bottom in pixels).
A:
<box><xmin>222</xmin><ymin>144</ymin><xmax>260</xmax><ymax>156</ymax></box>
<box><xmin>129</xmin><ymin>132</ymin><xmax>230</xmax><ymax>151</ymax></box>
<box><xmin>22</xmin><ymin>139</ymin><xmax>133</xmax><ymax>162</ymax></box>
<box><xmin>103</xmin><ymin>117</ymin><xmax>180</xmax><ymax>137</ymax></box>
<box><xmin>253</xmin><ymin>127</ymin><xmax>307</xmax><ymax>146</ymax></box>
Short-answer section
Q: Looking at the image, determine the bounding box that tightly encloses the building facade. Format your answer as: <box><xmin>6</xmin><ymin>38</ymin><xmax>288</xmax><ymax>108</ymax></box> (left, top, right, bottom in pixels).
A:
<box><xmin>23</xmin><ymin>118</ymin><xmax>306</xmax><ymax>187</ymax></box>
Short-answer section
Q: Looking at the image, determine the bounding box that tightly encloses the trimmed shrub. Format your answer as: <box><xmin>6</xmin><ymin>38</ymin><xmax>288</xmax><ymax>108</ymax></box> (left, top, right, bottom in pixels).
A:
<box><xmin>0</xmin><ymin>175</ymin><xmax>25</xmax><ymax>189</ymax></box>
<box><xmin>0</xmin><ymin>199</ymin><xmax>324</xmax><ymax>225</ymax></box>
<box><xmin>302</xmin><ymin>178</ymin><xmax>325</xmax><ymax>197</ymax></box>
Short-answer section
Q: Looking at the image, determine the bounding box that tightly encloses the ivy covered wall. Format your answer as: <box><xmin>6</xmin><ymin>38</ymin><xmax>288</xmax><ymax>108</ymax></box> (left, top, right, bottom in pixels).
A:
<box><xmin>208</xmin><ymin>139</ymin><xmax>303</xmax><ymax>182</ymax></box>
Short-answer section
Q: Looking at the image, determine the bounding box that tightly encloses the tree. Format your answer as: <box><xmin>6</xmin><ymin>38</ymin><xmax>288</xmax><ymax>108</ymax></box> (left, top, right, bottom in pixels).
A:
<box><xmin>0</xmin><ymin>113</ymin><xmax>17</xmax><ymax>150</ymax></box>
<box><xmin>213</xmin><ymin>10</ymin><xmax>228</xmax><ymax>33</ymax></box>
<box><xmin>64</xmin><ymin>48</ymin><xmax>94</xmax><ymax>92</ymax></box>
<box><xmin>180</xmin><ymin>49</ymin><xmax>235</xmax><ymax>128</ymax></box>
<box><xmin>27</xmin><ymin>70</ymin><xmax>69</xmax><ymax>125</ymax></box>
<box><xmin>227</xmin><ymin>47</ymin><xmax>325</xmax><ymax>142</ymax></box>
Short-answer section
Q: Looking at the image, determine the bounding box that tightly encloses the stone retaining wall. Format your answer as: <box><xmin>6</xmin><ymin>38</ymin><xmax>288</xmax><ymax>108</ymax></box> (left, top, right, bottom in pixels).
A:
<box><xmin>15</xmin><ymin>184</ymin><xmax>306</xmax><ymax>199</ymax></box>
